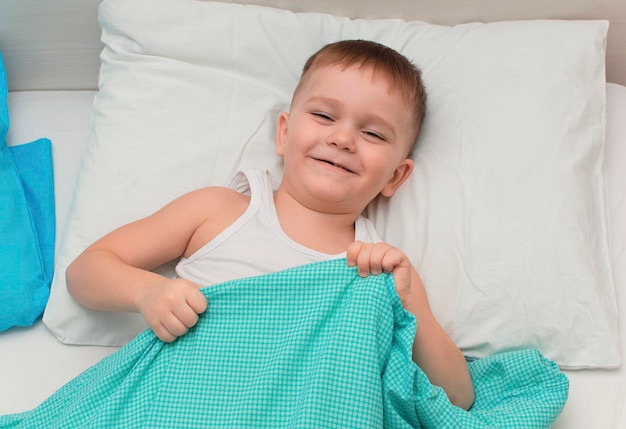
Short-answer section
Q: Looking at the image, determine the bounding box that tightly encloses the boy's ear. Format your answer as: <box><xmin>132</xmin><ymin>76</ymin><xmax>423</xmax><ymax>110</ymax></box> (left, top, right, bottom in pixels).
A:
<box><xmin>276</xmin><ymin>111</ymin><xmax>289</xmax><ymax>156</ymax></box>
<box><xmin>380</xmin><ymin>159</ymin><xmax>414</xmax><ymax>198</ymax></box>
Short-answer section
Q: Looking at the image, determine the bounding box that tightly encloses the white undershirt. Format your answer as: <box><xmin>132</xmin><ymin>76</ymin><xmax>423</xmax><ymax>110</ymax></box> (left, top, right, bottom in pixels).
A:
<box><xmin>175</xmin><ymin>170</ymin><xmax>379</xmax><ymax>287</ymax></box>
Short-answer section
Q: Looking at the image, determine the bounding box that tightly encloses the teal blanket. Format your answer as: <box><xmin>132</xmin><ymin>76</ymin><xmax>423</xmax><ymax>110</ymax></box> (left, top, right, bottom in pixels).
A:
<box><xmin>0</xmin><ymin>259</ymin><xmax>568</xmax><ymax>428</ymax></box>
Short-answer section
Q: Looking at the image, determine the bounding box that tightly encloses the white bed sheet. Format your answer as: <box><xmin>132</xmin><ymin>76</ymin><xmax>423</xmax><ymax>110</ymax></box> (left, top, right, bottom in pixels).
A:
<box><xmin>0</xmin><ymin>88</ymin><xmax>624</xmax><ymax>427</ymax></box>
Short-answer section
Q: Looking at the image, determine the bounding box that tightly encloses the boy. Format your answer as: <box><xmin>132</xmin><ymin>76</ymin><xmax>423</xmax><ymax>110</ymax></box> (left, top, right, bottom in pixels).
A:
<box><xmin>66</xmin><ymin>40</ymin><xmax>474</xmax><ymax>409</ymax></box>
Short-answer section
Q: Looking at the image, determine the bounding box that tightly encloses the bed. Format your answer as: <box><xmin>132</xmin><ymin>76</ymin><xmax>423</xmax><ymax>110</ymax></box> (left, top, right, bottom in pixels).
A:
<box><xmin>0</xmin><ymin>0</ymin><xmax>625</xmax><ymax>427</ymax></box>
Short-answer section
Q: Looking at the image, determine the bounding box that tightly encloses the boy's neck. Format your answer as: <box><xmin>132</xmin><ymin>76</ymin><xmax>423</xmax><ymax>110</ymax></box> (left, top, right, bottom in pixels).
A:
<box><xmin>273</xmin><ymin>190</ymin><xmax>360</xmax><ymax>255</ymax></box>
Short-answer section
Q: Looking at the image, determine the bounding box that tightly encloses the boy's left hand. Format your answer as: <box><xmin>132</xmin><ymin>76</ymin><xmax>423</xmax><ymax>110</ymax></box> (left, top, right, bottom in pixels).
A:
<box><xmin>346</xmin><ymin>240</ymin><xmax>412</xmax><ymax>300</ymax></box>
<box><xmin>348</xmin><ymin>241</ymin><xmax>475</xmax><ymax>410</ymax></box>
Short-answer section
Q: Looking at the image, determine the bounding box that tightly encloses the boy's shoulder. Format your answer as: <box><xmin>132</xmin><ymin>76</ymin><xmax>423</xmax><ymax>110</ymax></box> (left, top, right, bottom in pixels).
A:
<box><xmin>186</xmin><ymin>185</ymin><xmax>249</xmax><ymax>206</ymax></box>
<box><xmin>167</xmin><ymin>186</ymin><xmax>250</xmax><ymax>222</ymax></box>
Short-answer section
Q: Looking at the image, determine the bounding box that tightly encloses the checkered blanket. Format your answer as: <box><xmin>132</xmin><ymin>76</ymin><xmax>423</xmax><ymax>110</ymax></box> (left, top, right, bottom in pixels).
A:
<box><xmin>0</xmin><ymin>259</ymin><xmax>568</xmax><ymax>428</ymax></box>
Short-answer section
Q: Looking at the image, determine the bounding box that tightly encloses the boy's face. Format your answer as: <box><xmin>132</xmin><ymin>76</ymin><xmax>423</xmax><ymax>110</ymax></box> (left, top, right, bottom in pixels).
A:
<box><xmin>276</xmin><ymin>64</ymin><xmax>415</xmax><ymax>214</ymax></box>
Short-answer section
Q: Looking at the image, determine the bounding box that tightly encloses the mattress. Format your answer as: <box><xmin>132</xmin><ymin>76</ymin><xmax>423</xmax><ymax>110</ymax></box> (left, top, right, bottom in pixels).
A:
<box><xmin>0</xmin><ymin>86</ymin><xmax>624</xmax><ymax>428</ymax></box>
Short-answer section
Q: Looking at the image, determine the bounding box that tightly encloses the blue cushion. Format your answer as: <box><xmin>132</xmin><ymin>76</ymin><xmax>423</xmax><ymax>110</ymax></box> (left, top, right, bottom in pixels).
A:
<box><xmin>0</xmin><ymin>53</ymin><xmax>55</xmax><ymax>331</ymax></box>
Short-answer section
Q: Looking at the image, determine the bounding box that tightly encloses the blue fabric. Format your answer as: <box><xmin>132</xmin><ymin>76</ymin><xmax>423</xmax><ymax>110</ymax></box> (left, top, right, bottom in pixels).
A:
<box><xmin>0</xmin><ymin>53</ymin><xmax>55</xmax><ymax>331</ymax></box>
<box><xmin>0</xmin><ymin>259</ymin><xmax>569</xmax><ymax>428</ymax></box>
<box><xmin>9</xmin><ymin>140</ymin><xmax>55</xmax><ymax>280</ymax></box>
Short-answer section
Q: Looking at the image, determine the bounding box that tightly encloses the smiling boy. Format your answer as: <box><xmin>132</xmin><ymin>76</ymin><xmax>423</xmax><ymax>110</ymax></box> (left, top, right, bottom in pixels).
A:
<box><xmin>66</xmin><ymin>40</ymin><xmax>474</xmax><ymax>409</ymax></box>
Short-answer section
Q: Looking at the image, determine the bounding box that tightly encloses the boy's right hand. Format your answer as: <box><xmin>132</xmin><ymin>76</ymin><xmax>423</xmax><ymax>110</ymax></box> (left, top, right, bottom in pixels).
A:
<box><xmin>136</xmin><ymin>278</ymin><xmax>208</xmax><ymax>342</ymax></box>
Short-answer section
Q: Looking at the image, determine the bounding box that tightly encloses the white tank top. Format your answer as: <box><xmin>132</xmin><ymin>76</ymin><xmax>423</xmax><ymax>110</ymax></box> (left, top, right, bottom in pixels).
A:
<box><xmin>175</xmin><ymin>170</ymin><xmax>380</xmax><ymax>287</ymax></box>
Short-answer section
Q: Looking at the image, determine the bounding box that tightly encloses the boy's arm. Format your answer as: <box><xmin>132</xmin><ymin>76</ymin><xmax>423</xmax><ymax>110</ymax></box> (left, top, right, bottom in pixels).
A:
<box><xmin>347</xmin><ymin>241</ymin><xmax>475</xmax><ymax>410</ymax></box>
<box><xmin>66</xmin><ymin>248</ymin><xmax>206</xmax><ymax>343</ymax></box>
<box><xmin>66</xmin><ymin>187</ymin><xmax>245</xmax><ymax>342</ymax></box>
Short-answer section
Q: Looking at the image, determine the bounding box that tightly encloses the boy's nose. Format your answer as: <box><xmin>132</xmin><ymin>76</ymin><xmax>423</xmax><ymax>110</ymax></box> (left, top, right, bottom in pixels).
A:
<box><xmin>326</xmin><ymin>125</ymin><xmax>356</xmax><ymax>151</ymax></box>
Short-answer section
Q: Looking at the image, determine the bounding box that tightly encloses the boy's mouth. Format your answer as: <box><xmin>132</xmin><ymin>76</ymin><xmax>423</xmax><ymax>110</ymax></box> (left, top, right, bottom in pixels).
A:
<box><xmin>314</xmin><ymin>158</ymin><xmax>356</xmax><ymax>174</ymax></box>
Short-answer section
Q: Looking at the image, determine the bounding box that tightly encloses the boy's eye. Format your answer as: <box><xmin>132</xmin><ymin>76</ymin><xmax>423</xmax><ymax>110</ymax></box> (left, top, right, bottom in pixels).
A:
<box><xmin>364</xmin><ymin>130</ymin><xmax>385</xmax><ymax>141</ymax></box>
<box><xmin>312</xmin><ymin>112</ymin><xmax>333</xmax><ymax>121</ymax></box>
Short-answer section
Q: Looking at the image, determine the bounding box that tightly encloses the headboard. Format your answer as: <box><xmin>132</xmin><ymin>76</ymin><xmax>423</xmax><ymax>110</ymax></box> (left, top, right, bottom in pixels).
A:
<box><xmin>1</xmin><ymin>0</ymin><xmax>625</xmax><ymax>90</ymax></box>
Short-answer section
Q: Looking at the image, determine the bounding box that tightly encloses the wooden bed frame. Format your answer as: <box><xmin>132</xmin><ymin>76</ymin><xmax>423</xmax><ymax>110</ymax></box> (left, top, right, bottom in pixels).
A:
<box><xmin>0</xmin><ymin>0</ymin><xmax>625</xmax><ymax>90</ymax></box>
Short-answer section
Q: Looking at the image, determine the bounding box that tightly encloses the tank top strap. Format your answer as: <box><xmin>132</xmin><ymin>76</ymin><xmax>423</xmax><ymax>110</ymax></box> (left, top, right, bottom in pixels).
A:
<box><xmin>228</xmin><ymin>169</ymin><xmax>279</xmax><ymax>197</ymax></box>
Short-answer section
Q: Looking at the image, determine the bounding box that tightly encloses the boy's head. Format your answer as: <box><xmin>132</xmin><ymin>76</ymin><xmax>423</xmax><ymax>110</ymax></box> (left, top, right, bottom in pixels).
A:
<box><xmin>292</xmin><ymin>39</ymin><xmax>427</xmax><ymax>153</ymax></box>
<box><xmin>276</xmin><ymin>40</ymin><xmax>427</xmax><ymax>214</ymax></box>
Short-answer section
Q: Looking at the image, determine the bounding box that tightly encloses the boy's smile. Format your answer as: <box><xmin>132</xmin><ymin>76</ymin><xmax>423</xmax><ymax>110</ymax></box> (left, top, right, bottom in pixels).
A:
<box><xmin>308</xmin><ymin>146</ymin><xmax>359</xmax><ymax>175</ymax></box>
<box><xmin>312</xmin><ymin>157</ymin><xmax>357</xmax><ymax>174</ymax></box>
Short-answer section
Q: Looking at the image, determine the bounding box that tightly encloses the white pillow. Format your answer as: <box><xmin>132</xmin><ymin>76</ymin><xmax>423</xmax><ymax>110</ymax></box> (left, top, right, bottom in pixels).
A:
<box><xmin>43</xmin><ymin>0</ymin><xmax>618</xmax><ymax>368</ymax></box>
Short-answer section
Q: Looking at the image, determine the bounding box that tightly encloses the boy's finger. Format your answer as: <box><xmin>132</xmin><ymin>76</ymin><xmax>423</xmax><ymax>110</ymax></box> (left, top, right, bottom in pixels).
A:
<box><xmin>164</xmin><ymin>312</ymin><xmax>190</xmax><ymax>337</ymax></box>
<box><xmin>355</xmin><ymin>243</ymin><xmax>374</xmax><ymax>277</ymax></box>
<box><xmin>173</xmin><ymin>302</ymin><xmax>201</xmax><ymax>328</ymax></box>
<box><xmin>155</xmin><ymin>320</ymin><xmax>180</xmax><ymax>343</ymax></box>
<box><xmin>381</xmin><ymin>247</ymin><xmax>404</xmax><ymax>273</ymax></box>
<box><xmin>346</xmin><ymin>240</ymin><xmax>364</xmax><ymax>266</ymax></box>
<box><xmin>368</xmin><ymin>244</ymin><xmax>390</xmax><ymax>275</ymax></box>
<box><xmin>187</xmin><ymin>289</ymin><xmax>208</xmax><ymax>314</ymax></box>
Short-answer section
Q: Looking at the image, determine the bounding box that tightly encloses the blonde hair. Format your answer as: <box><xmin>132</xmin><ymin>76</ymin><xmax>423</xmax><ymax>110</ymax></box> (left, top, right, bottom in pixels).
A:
<box><xmin>294</xmin><ymin>40</ymin><xmax>427</xmax><ymax>143</ymax></box>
